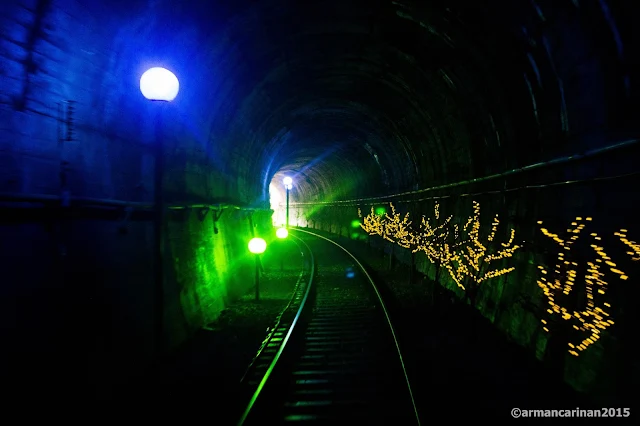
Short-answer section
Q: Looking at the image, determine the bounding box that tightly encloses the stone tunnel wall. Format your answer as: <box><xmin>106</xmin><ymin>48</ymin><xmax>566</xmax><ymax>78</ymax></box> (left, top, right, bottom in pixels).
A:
<box><xmin>0</xmin><ymin>0</ymin><xmax>274</xmax><ymax>394</ymax></box>
<box><xmin>293</xmin><ymin>142</ymin><xmax>640</xmax><ymax>406</ymax></box>
<box><xmin>1</xmin><ymin>206</ymin><xmax>272</xmax><ymax>395</ymax></box>
<box><xmin>2</xmin><ymin>0</ymin><xmax>638</xmax><ymax>402</ymax></box>
<box><xmin>165</xmin><ymin>207</ymin><xmax>273</xmax><ymax>346</ymax></box>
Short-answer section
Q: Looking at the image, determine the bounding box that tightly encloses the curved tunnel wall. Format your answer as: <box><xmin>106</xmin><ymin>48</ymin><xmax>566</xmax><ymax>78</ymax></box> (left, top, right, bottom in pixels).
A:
<box><xmin>0</xmin><ymin>0</ymin><xmax>638</xmax><ymax>402</ymax></box>
<box><xmin>285</xmin><ymin>0</ymin><xmax>640</xmax><ymax>403</ymax></box>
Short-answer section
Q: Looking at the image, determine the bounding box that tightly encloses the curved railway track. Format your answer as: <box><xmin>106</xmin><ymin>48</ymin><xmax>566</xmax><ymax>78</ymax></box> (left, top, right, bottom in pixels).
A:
<box><xmin>236</xmin><ymin>229</ymin><xmax>420</xmax><ymax>425</ymax></box>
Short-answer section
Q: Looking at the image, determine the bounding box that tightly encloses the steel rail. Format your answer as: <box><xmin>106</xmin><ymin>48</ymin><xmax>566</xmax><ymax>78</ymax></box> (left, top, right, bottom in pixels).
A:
<box><xmin>238</xmin><ymin>236</ymin><xmax>308</xmax><ymax>385</ymax></box>
<box><xmin>236</xmin><ymin>233</ymin><xmax>316</xmax><ymax>426</ymax></box>
<box><xmin>293</xmin><ymin>228</ymin><xmax>422</xmax><ymax>426</ymax></box>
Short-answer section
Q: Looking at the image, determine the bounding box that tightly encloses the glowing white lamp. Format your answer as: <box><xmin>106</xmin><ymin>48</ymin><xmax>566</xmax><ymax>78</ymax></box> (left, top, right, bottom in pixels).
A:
<box><xmin>140</xmin><ymin>67</ymin><xmax>180</xmax><ymax>101</ymax></box>
<box><xmin>283</xmin><ymin>176</ymin><xmax>293</xmax><ymax>190</ymax></box>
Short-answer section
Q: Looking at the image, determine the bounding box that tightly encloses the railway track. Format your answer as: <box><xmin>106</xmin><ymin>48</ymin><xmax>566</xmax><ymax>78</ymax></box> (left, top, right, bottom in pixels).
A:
<box><xmin>236</xmin><ymin>228</ymin><xmax>420</xmax><ymax>425</ymax></box>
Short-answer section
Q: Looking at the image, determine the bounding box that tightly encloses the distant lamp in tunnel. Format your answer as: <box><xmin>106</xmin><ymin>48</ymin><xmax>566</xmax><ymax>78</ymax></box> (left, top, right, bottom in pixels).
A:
<box><xmin>140</xmin><ymin>66</ymin><xmax>179</xmax><ymax>354</ymax></box>
<box><xmin>276</xmin><ymin>227</ymin><xmax>288</xmax><ymax>239</ymax></box>
<box><xmin>139</xmin><ymin>67</ymin><xmax>180</xmax><ymax>101</ymax></box>
<box><xmin>283</xmin><ymin>176</ymin><xmax>293</xmax><ymax>228</ymax></box>
<box><xmin>248</xmin><ymin>237</ymin><xmax>267</xmax><ymax>301</ymax></box>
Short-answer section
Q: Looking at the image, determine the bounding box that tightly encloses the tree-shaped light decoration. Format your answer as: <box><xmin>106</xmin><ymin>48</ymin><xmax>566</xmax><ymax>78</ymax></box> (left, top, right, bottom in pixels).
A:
<box><xmin>382</xmin><ymin>203</ymin><xmax>415</xmax><ymax>248</ymax></box>
<box><xmin>440</xmin><ymin>201</ymin><xmax>520</xmax><ymax>290</ymax></box>
<box><xmin>537</xmin><ymin>217</ymin><xmax>626</xmax><ymax>356</ymax></box>
<box><xmin>359</xmin><ymin>206</ymin><xmax>385</xmax><ymax>237</ymax></box>
<box><xmin>414</xmin><ymin>202</ymin><xmax>452</xmax><ymax>263</ymax></box>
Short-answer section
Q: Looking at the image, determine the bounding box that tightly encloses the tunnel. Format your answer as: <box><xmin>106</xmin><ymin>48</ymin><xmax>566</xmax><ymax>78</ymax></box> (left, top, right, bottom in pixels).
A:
<box><xmin>1</xmin><ymin>0</ymin><xmax>638</xmax><ymax>417</ymax></box>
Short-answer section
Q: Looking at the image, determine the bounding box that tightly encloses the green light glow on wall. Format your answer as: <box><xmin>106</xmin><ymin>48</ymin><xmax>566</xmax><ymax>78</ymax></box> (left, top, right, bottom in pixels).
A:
<box><xmin>351</xmin><ymin>220</ymin><xmax>360</xmax><ymax>228</ymax></box>
<box><xmin>375</xmin><ymin>206</ymin><xmax>386</xmax><ymax>215</ymax></box>
<box><xmin>172</xmin><ymin>216</ymin><xmax>231</xmax><ymax>328</ymax></box>
<box><xmin>248</xmin><ymin>237</ymin><xmax>267</xmax><ymax>254</ymax></box>
<box><xmin>212</xmin><ymin>227</ymin><xmax>230</xmax><ymax>296</ymax></box>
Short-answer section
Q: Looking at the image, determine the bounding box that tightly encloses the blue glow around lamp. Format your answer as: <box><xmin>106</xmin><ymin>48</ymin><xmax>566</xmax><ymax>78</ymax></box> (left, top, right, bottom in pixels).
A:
<box><xmin>140</xmin><ymin>67</ymin><xmax>180</xmax><ymax>101</ymax></box>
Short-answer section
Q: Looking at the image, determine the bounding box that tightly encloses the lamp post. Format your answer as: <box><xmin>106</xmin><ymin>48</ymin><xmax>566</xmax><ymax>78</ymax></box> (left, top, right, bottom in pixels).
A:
<box><xmin>140</xmin><ymin>66</ymin><xmax>179</xmax><ymax>354</ymax></box>
<box><xmin>248</xmin><ymin>237</ymin><xmax>267</xmax><ymax>301</ymax></box>
<box><xmin>276</xmin><ymin>226</ymin><xmax>288</xmax><ymax>270</ymax></box>
<box><xmin>283</xmin><ymin>176</ymin><xmax>292</xmax><ymax>228</ymax></box>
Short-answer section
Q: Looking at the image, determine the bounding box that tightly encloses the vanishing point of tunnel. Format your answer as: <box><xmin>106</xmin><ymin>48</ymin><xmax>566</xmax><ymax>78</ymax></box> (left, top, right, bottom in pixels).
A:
<box><xmin>1</xmin><ymin>0</ymin><xmax>638</xmax><ymax>417</ymax></box>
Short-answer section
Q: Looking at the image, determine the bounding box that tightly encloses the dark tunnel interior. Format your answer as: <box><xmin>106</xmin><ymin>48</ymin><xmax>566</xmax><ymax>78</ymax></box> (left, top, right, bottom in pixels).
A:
<box><xmin>1</xmin><ymin>0</ymin><xmax>639</xmax><ymax>418</ymax></box>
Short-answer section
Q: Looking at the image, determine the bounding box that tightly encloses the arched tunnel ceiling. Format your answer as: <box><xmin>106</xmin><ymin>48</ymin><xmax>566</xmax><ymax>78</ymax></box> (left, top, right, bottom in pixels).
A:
<box><xmin>233</xmin><ymin>0</ymin><xmax>513</xmax><ymax>200</ymax></box>
<box><xmin>106</xmin><ymin>0</ymin><xmax>633</xmax><ymax>204</ymax></box>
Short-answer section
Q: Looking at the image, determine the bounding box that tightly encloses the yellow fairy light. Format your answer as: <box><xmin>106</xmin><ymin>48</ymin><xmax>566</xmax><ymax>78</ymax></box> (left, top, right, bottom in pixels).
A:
<box><xmin>359</xmin><ymin>201</ymin><xmax>521</xmax><ymax>291</ymax></box>
<box><xmin>615</xmin><ymin>229</ymin><xmax>640</xmax><ymax>261</ymax></box>
<box><xmin>360</xmin><ymin>206</ymin><xmax>386</xmax><ymax>237</ymax></box>
<box><xmin>382</xmin><ymin>203</ymin><xmax>414</xmax><ymax>248</ymax></box>
<box><xmin>537</xmin><ymin>217</ymin><xmax>628</xmax><ymax>356</ymax></box>
<box><xmin>360</xmin><ymin>205</ymin><xmax>636</xmax><ymax>360</ymax></box>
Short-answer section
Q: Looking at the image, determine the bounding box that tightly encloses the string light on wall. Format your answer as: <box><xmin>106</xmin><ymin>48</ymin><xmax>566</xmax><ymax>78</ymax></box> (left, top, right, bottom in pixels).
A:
<box><xmin>358</xmin><ymin>200</ymin><xmax>521</xmax><ymax>289</ymax></box>
<box><xmin>438</xmin><ymin>201</ymin><xmax>520</xmax><ymax>290</ymax></box>
<box><xmin>616</xmin><ymin>229</ymin><xmax>640</xmax><ymax>260</ymax></box>
<box><xmin>357</xmin><ymin>202</ymin><xmax>636</xmax><ymax>358</ymax></box>
<box><xmin>358</xmin><ymin>204</ymin><xmax>415</xmax><ymax>248</ymax></box>
<box><xmin>415</xmin><ymin>202</ymin><xmax>453</xmax><ymax>263</ymax></box>
<box><xmin>359</xmin><ymin>206</ymin><xmax>386</xmax><ymax>237</ymax></box>
<box><xmin>537</xmin><ymin>217</ymin><xmax>626</xmax><ymax>356</ymax></box>
<box><xmin>384</xmin><ymin>203</ymin><xmax>414</xmax><ymax>248</ymax></box>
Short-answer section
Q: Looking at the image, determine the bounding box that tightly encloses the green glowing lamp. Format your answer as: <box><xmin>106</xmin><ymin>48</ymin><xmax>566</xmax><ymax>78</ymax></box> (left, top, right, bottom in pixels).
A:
<box><xmin>351</xmin><ymin>220</ymin><xmax>360</xmax><ymax>228</ymax></box>
<box><xmin>248</xmin><ymin>237</ymin><xmax>267</xmax><ymax>254</ymax></box>
<box><xmin>375</xmin><ymin>206</ymin><xmax>386</xmax><ymax>215</ymax></box>
<box><xmin>276</xmin><ymin>227</ymin><xmax>288</xmax><ymax>239</ymax></box>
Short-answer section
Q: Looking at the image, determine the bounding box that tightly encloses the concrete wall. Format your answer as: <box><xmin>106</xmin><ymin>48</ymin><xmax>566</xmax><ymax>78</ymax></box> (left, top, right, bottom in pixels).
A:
<box><xmin>1</xmin><ymin>207</ymin><xmax>271</xmax><ymax>397</ymax></box>
<box><xmin>165</xmin><ymin>207</ymin><xmax>273</xmax><ymax>347</ymax></box>
<box><xmin>287</xmin><ymin>0</ymin><xmax>640</xmax><ymax>405</ymax></box>
<box><xmin>1</xmin><ymin>0</ymin><xmax>637</xmax><ymax>404</ymax></box>
<box><xmin>297</xmin><ymin>151</ymin><xmax>640</xmax><ymax>405</ymax></box>
<box><xmin>0</xmin><ymin>0</ymin><xmax>273</xmax><ymax>398</ymax></box>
